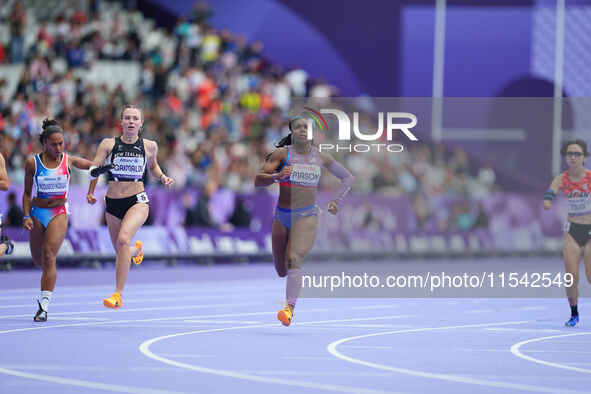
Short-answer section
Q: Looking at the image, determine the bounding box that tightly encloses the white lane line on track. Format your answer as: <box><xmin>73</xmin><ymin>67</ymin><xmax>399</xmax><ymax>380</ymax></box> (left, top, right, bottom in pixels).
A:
<box><xmin>0</xmin><ymin>285</ymin><xmax>283</xmax><ymax>301</ymax></box>
<box><xmin>43</xmin><ymin>317</ymin><xmax>111</xmax><ymax>321</ymax></box>
<box><xmin>340</xmin><ymin>345</ymin><xmax>393</xmax><ymax>349</ymax></box>
<box><xmin>0</xmin><ymin>367</ymin><xmax>189</xmax><ymax>394</ymax></box>
<box><xmin>522</xmin><ymin>350</ymin><xmax>591</xmax><ymax>354</ymax></box>
<box><xmin>457</xmin><ymin>348</ymin><xmax>591</xmax><ymax>354</ymax></box>
<box><xmin>242</xmin><ymin>370</ymin><xmax>395</xmax><ymax>377</ymax></box>
<box><xmin>103</xmin><ymin>315</ymin><xmax>413</xmax><ymax>332</ymax></box>
<box><xmin>158</xmin><ymin>355</ymin><xmax>217</xmax><ymax>358</ymax></box>
<box><xmin>0</xmin><ymin>365</ymin><xmax>187</xmax><ymax>372</ymax></box>
<box><xmin>326</xmin><ymin>320</ymin><xmax>590</xmax><ymax>393</ymax></box>
<box><xmin>456</xmin><ymin>373</ymin><xmax>591</xmax><ymax>381</ymax></box>
<box><xmin>485</xmin><ymin>328</ymin><xmax>562</xmax><ymax>333</ymax></box>
<box><xmin>0</xmin><ymin>307</ymin><xmax>341</xmax><ymax>393</ymax></box>
<box><xmin>511</xmin><ymin>332</ymin><xmax>591</xmax><ymax>374</ymax></box>
<box><xmin>300</xmin><ymin>315</ymin><xmax>417</xmax><ymax>325</ymax></box>
<box><xmin>351</xmin><ymin>305</ymin><xmax>401</xmax><ymax>310</ymax></box>
<box><xmin>0</xmin><ymin>310</ymin><xmax>410</xmax><ymax>394</ymax></box>
<box><xmin>0</xmin><ymin>302</ymin><xmax>261</xmax><ymax>319</ymax></box>
<box><xmin>183</xmin><ymin>320</ymin><xmax>262</xmax><ymax>324</ymax></box>
<box><xmin>139</xmin><ymin>320</ymin><xmax>406</xmax><ymax>394</ymax></box>
<box><xmin>0</xmin><ymin>280</ymin><xmax>280</xmax><ymax>292</ymax></box>
<box><xmin>321</xmin><ymin>324</ymin><xmax>412</xmax><ymax>329</ymax></box>
<box><xmin>0</xmin><ymin>308</ymin><xmax>332</xmax><ymax>334</ymax></box>
<box><xmin>0</xmin><ymin>291</ymin><xmax>279</xmax><ymax>309</ymax></box>
<box><xmin>546</xmin><ymin>340</ymin><xmax>591</xmax><ymax>344</ymax></box>
<box><xmin>0</xmin><ymin>365</ymin><xmax>391</xmax><ymax>376</ymax></box>
<box><xmin>464</xmin><ymin>309</ymin><xmax>494</xmax><ymax>314</ymax></box>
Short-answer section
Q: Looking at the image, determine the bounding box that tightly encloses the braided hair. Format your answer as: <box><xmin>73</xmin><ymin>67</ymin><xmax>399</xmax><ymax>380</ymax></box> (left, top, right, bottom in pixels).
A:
<box><xmin>274</xmin><ymin>133</ymin><xmax>292</xmax><ymax>148</ymax></box>
<box><xmin>275</xmin><ymin>115</ymin><xmax>308</xmax><ymax>148</ymax></box>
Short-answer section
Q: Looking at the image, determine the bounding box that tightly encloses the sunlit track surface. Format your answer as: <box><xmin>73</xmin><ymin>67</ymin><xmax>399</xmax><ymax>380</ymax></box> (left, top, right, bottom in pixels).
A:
<box><xmin>1</xmin><ymin>261</ymin><xmax>590</xmax><ymax>394</ymax></box>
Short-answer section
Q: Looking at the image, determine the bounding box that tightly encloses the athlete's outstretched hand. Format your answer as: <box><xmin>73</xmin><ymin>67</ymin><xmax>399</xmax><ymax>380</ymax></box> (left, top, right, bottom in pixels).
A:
<box><xmin>160</xmin><ymin>175</ymin><xmax>174</xmax><ymax>188</ymax></box>
<box><xmin>328</xmin><ymin>200</ymin><xmax>339</xmax><ymax>215</ymax></box>
<box><xmin>23</xmin><ymin>217</ymin><xmax>33</xmax><ymax>231</ymax></box>
<box><xmin>87</xmin><ymin>193</ymin><xmax>97</xmax><ymax>205</ymax></box>
<box><xmin>278</xmin><ymin>165</ymin><xmax>293</xmax><ymax>181</ymax></box>
<box><xmin>543</xmin><ymin>200</ymin><xmax>552</xmax><ymax>210</ymax></box>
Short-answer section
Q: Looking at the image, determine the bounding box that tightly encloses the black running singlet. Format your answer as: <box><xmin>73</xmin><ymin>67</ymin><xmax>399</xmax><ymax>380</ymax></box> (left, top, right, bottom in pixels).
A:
<box><xmin>107</xmin><ymin>137</ymin><xmax>147</xmax><ymax>182</ymax></box>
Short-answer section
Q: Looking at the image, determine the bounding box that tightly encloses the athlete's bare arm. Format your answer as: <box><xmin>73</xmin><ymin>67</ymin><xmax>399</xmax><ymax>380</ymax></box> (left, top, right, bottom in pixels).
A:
<box><xmin>255</xmin><ymin>148</ymin><xmax>290</xmax><ymax>187</ymax></box>
<box><xmin>23</xmin><ymin>156</ymin><xmax>35</xmax><ymax>231</ymax></box>
<box><xmin>145</xmin><ymin>139</ymin><xmax>174</xmax><ymax>187</ymax></box>
<box><xmin>87</xmin><ymin>138</ymin><xmax>115</xmax><ymax>204</ymax></box>
<box><xmin>544</xmin><ymin>174</ymin><xmax>563</xmax><ymax>210</ymax></box>
<box><xmin>318</xmin><ymin>150</ymin><xmax>355</xmax><ymax>215</ymax></box>
<box><xmin>318</xmin><ymin>151</ymin><xmax>336</xmax><ymax>167</ymax></box>
<box><xmin>0</xmin><ymin>154</ymin><xmax>10</xmax><ymax>191</ymax></box>
<box><xmin>69</xmin><ymin>155</ymin><xmax>93</xmax><ymax>170</ymax></box>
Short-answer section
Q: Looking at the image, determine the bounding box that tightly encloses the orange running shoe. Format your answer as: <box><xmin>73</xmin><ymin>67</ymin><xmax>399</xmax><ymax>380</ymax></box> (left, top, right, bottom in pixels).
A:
<box><xmin>277</xmin><ymin>303</ymin><xmax>294</xmax><ymax>326</ymax></box>
<box><xmin>103</xmin><ymin>292</ymin><xmax>122</xmax><ymax>309</ymax></box>
<box><xmin>132</xmin><ymin>240</ymin><xmax>143</xmax><ymax>265</ymax></box>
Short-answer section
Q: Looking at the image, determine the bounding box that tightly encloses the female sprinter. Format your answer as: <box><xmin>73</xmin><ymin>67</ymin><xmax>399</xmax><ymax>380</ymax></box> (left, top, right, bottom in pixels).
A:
<box><xmin>255</xmin><ymin>116</ymin><xmax>354</xmax><ymax>326</ymax></box>
<box><xmin>544</xmin><ymin>139</ymin><xmax>591</xmax><ymax>327</ymax></box>
<box><xmin>87</xmin><ymin>105</ymin><xmax>174</xmax><ymax>309</ymax></box>
<box><xmin>23</xmin><ymin>119</ymin><xmax>93</xmax><ymax>322</ymax></box>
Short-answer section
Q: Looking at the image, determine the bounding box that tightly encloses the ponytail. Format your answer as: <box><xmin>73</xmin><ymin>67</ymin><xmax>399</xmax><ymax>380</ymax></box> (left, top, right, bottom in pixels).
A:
<box><xmin>275</xmin><ymin>133</ymin><xmax>292</xmax><ymax>148</ymax></box>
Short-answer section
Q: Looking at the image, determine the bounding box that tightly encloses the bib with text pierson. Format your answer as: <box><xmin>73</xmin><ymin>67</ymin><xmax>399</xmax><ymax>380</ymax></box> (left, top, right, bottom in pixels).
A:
<box><xmin>289</xmin><ymin>163</ymin><xmax>321</xmax><ymax>188</ymax></box>
<box><xmin>279</xmin><ymin>145</ymin><xmax>322</xmax><ymax>189</ymax></box>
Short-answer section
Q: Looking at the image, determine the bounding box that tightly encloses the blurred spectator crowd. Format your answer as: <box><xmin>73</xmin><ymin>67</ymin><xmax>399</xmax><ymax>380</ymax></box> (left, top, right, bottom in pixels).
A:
<box><xmin>0</xmin><ymin>0</ymin><xmax>497</xmax><ymax>230</ymax></box>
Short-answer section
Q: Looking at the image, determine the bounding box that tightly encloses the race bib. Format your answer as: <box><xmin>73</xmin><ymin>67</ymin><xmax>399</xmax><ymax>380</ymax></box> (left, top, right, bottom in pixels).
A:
<box><xmin>567</xmin><ymin>194</ymin><xmax>591</xmax><ymax>216</ymax></box>
<box><xmin>37</xmin><ymin>175</ymin><xmax>68</xmax><ymax>196</ymax></box>
<box><xmin>136</xmin><ymin>191</ymin><xmax>149</xmax><ymax>203</ymax></box>
<box><xmin>112</xmin><ymin>156</ymin><xmax>144</xmax><ymax>179</ymax></box>
<box><xmin>289</xmin><ymin>163</ymin><xmax>321</xmax><ymax>187</ymax></box>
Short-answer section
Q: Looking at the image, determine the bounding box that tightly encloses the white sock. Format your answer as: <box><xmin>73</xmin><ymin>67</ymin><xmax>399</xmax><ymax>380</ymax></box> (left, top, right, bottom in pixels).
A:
<box><xmin>286</xmin><ymin>268</ymin><xmax>302</xmax><ymax>307</ymax></box>
<box><xmin>40</xmin><ymin>290</ymin><xmax>52</xmax><ymax>311</ymax></box>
